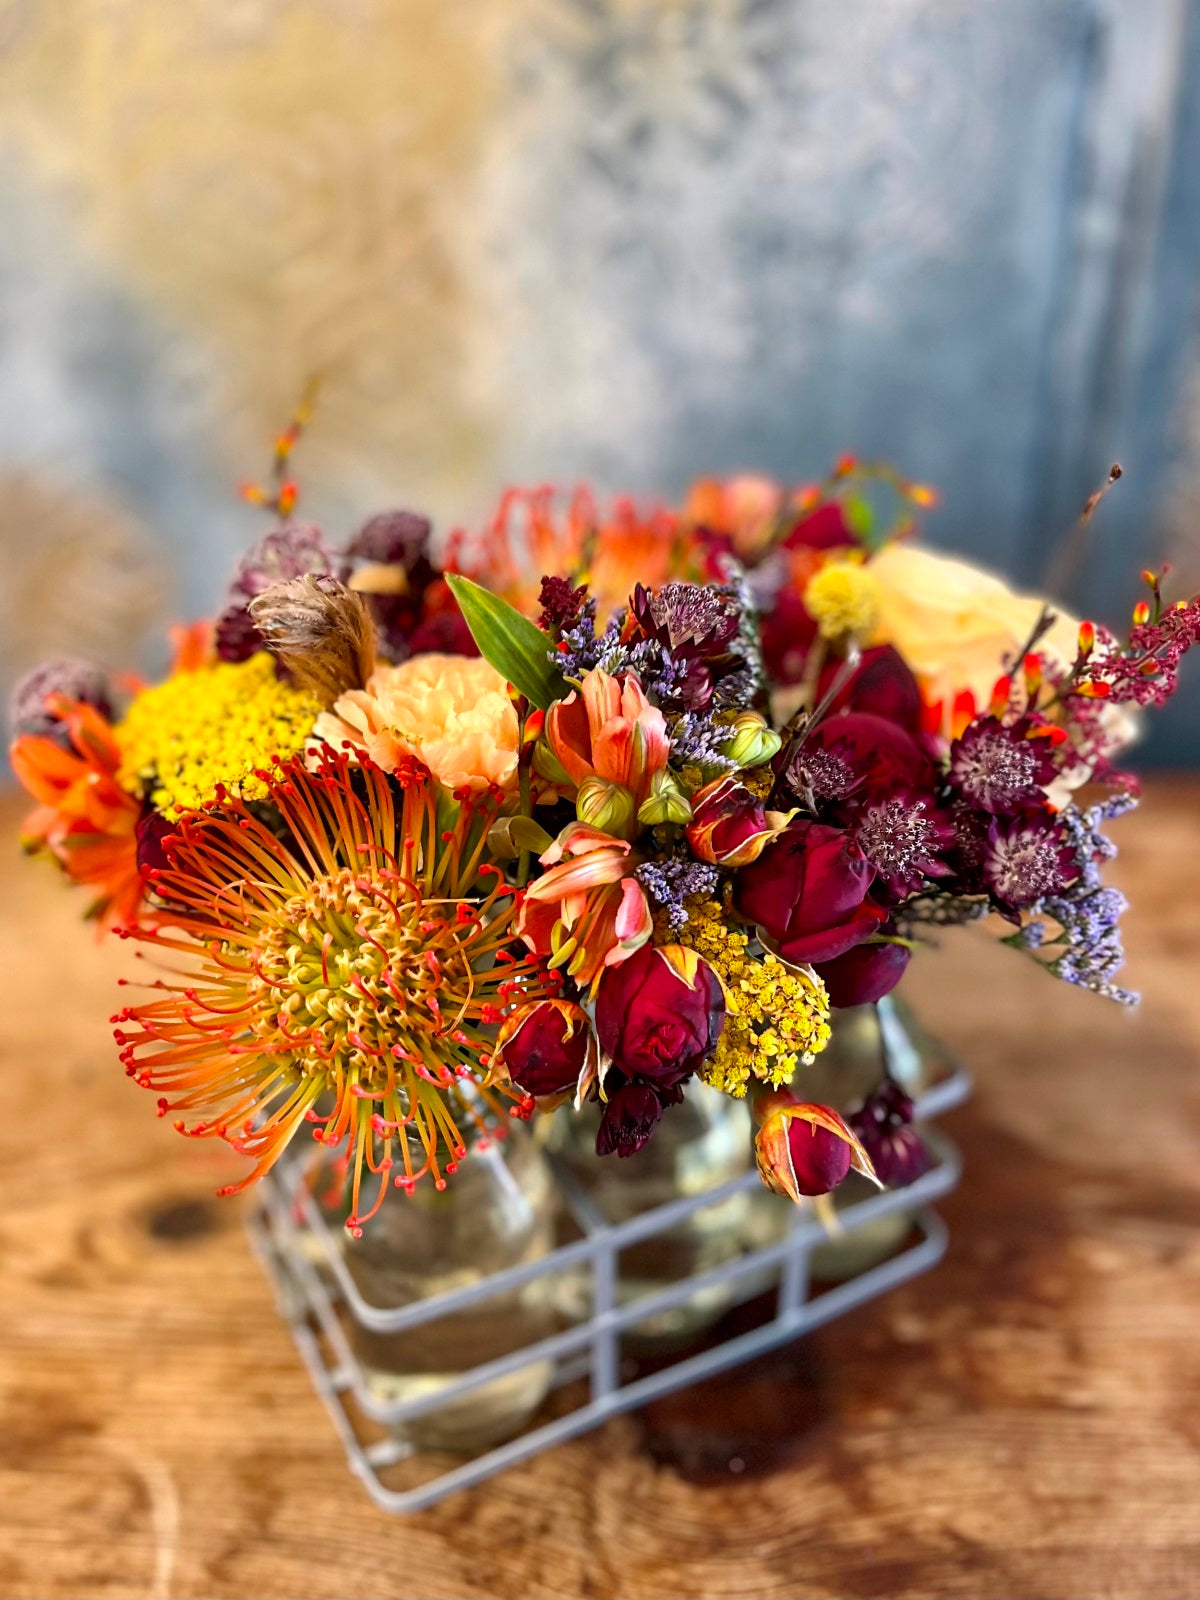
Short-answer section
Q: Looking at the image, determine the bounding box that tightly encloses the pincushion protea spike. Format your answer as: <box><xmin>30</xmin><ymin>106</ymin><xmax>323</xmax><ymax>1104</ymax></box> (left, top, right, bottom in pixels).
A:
<box><xmin>111</xmin><ymin>749</ymin><xmax>558</xmax><ymax>1231</ymax></box>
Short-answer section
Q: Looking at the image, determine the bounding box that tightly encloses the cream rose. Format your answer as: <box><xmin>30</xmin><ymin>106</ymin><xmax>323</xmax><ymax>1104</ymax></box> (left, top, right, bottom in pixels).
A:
<box><xmin>866</xmin><ymin>543</ymin><xmax>1138</xmax><ymax>783</ymax></box>
<box><xmin>313</xmin><ymin>653</ymin><xmax>520</xmax><ymax>794</ymax></box>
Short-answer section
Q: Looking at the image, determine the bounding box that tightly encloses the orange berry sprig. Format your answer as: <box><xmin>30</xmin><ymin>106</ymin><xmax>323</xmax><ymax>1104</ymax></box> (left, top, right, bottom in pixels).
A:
<box><xmin>239</xmin><ymin>377</ymin><xmax>321</xmax><ymax>523</ymax></box>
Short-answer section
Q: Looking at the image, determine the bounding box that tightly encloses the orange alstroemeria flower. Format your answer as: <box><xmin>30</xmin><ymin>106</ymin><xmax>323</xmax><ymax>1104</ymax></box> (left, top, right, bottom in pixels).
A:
<box><xmin>516</xmin><ymin>822</ymin><xmax>653</xmax><ymax>992</ymax></box>
<box><xmin>11</xmin><ymin>698</ymin><xmax>145</xmax><ymax>931</ymax></box>
<box><xmin>546</xmin><ymin>667</ymin><xmax>670</xmax><ymax>839</ymax></box>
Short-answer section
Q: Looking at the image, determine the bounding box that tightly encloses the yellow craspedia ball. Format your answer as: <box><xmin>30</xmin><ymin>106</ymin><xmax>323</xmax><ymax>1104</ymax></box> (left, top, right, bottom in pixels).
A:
<box><xmin>803</xmin><ymin>559</ymin><xmax>881</xmax><ymax>643</ymax></box>
<box><xmin>117</xmin><ymin>653</ymin><xmax>322</xmax><ymax>819</ymax></box>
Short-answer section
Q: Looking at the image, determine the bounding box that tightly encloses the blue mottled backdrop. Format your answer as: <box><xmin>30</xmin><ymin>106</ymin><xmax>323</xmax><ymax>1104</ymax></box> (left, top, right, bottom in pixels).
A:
<box><xmin>1</xmin><ymin>0</ymin><xmax>1198</xmax><ymax>759</ymax></box>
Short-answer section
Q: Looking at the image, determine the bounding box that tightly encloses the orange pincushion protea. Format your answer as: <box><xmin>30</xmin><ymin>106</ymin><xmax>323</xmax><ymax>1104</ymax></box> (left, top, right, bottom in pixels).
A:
<box><xmin>11</xmin><ymin>697</ymin><xmax>146</xmax><ymax>931</ymax></box>
<box><xmin>450</xmin><ymin>485</ymin><xmax>699</xmax><ymax>621</ymax></box>
<box><xmin>112</xmin><ymin>750</ymin><xmax>558</xmax><ymax>1229</ymax></box>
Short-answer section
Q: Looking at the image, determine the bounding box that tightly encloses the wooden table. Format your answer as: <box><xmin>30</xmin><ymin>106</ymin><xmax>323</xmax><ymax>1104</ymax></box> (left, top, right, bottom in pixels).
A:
<box><xmin>1</xmin><ymin>781</ymin><xmax>1198</xmax><ymax>1600</ymax></box>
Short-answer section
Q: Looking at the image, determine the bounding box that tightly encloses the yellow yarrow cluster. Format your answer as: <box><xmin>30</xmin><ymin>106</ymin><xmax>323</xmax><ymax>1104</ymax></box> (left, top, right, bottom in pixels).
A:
<box><xmin>117</xmin><ymin>653</ymin><xmax>322</xmax><ymax>819</ymax></box>
<box><xmin>659</xmin><ymin>897</ymin><xmax>831</xmax><ymax>1097</ymax></box>
<box><xmin>803</xmin><ymin>558</ymin><xmax>880</xmax><ymax>642</ymax></box>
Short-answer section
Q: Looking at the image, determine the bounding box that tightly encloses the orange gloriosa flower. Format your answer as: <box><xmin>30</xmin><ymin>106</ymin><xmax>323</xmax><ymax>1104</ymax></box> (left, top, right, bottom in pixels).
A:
<box><xmin>11</xmin><ymin>697</ymin><xmax>146</xmax><ymax>931</ymax></box>
<box><xmin>545</xmin><ymin>666</ymin><xmax>670</xmax><ymax>837</ymax></box>
<box><xmin>112</xmin><ymin>751</ymin><xmax>558</xmax><ymax>1228</ymax></box>
<box><xmin>516</xmin><ymin>822</ymin><xmax>653</xmax><ymax>993</ymax></box>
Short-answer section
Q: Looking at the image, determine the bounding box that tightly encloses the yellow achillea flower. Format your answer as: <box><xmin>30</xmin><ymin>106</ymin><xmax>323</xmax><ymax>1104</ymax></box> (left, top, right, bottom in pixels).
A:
<box><xmin>117</xmin><ymin>653</ymin><xmax>321</xmax><ymax>818</ymax></box>
<box><xmin>803</xmin><ymin>558</ymin><xmax>880</xmax><ymax>643</ymax></box>
<box><xmin>659</xmin><ymin>898</ymin><xmax>831</xmax><ymax>1096</ymax></box>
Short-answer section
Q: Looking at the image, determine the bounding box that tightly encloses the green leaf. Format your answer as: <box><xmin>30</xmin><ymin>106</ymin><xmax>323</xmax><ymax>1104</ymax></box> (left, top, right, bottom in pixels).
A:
<box><xmin>445</xmin><ymin>574</ymin><xmax>568</xmax><ymax>711</ymax></box>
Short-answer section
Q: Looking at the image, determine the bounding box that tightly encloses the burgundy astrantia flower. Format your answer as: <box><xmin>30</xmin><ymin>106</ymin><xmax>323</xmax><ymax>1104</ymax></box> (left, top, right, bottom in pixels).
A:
<box><xmin>626</xmin><ymin>581</ymin><xmax>742</xmax><ymax>710</ymax></box>
<box><xmin>815</xmin><ymin>936</ymin><xmax>911</xmax><ymax>1008</ymax></box>
<box><xmin>783</xmin><ymin>742</ymin><xmax>860</xmax><ymax>808</ymax></box>
<box><xmin>631</xmin><ymin>580</ymin><xmax>741</xmax><ymax>659</ymax></box>
<box><xmin>984</xmin><ymin>811</ymin><xmax>1077</xmax><ymax>913</ymax></box>
<box><xmin>803</xmin><ymin>711</ymin><xmax>935</xmax><ymax>802</ymax></box>
<box><xmin>736</xmin><ymin>819</ymin><xmax>887</xmax><ymax>965</ymax></box>
<box><xmin>595</xmin><ymin>943</ymin><xmax>725</xmax><ymax>1087</ymax></box>
<box><xmin>948</xmin><ymin>715</ymin><xmax>1059</xmax><ymax>815</ymax></box>
<box><xmin>596</xmin><ymin>1076</ymin><xmax>684</xmax><ymax>1158</ymax></box>
<box><xmin>216</xmin><ymin>523</ymin><xmax>336</xmax><ymax>663</ymax></box>
<box><xmin>849</xmin><ymin>1081</ymin><xmax>931</xmax><ymax>1188</ymax></box>
<box><xmin>851</xmin><ymin>788</ymin><xmax>955</xmax><ymax>899</ymax></box>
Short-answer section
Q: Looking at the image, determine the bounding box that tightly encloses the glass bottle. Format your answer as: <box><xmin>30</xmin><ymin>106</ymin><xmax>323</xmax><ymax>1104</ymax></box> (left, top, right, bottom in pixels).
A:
<box><xmin>342</xmin><ymin>1122</ymin><xmax>558</xmax><ymax>1454</ymax></box>
<box><xmin>549</xmin><ymin>1083</ymin><xmax>754</xmax><ymax>1351</ymax></box>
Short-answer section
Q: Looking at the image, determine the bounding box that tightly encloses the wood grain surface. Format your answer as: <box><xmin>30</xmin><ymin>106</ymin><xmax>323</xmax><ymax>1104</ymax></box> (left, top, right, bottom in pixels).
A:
<box><xmin>1</xmin><ymin>781</ymin><xmax>1198</xmax><ymax>1600</ymax></box>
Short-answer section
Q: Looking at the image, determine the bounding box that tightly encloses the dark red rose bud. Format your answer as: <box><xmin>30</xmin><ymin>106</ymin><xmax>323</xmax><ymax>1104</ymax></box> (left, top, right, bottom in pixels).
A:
<box><xmin>815</xmin><ymin>645</ymin><xmax>923</xmax><ymax>734</ymax></box>
<box><xmin>496</xmin><ymin>999</ymin><xmax>593</xmax><ymax>1099</ymax></box>
<box><xmin>786</xmin><ymin>1117</ymin><xmax>854</xmax><ymax>1195</ymax></box>
<box><xmin>135</xmin><ymin>806</ymin><xmax>175</xmax><ymax>877</ymax></box>
<box><xmin>596</xmin><ymin>1078</ymin><xmax>682</xmax><ymax>1158</ymax></box>
<box><xmin>686</xmin><ymin>775</ymin><xmax>791</xmax><ymax>866</ymax></box>
<box><xmin>849</xmin><ymin>1081</ymin><xmax>931</xmax><ymax>1188</ymax></box>
<box><xmin>735</xmin><ymin>820</ymin><xmax>886</xmax><ymax>966</ymax></box>
<box><xmin>595</xmin><ymin>944</ymin><xmax>725</xmax><ymax>1087</ymax></box>
<box><xmin>815</xmin><ymin>939</ymin><xmax>911</xmax><ymax>1007</ymax></box>
<box><xmin>759</xmin><ymin>584</ymin><xmax>819</xmax><ymax>686</ymax></box>
<box><xmin>781</xmin><ymin>501</ymin><xmax>855</xmax><ymax>551</ymax></box>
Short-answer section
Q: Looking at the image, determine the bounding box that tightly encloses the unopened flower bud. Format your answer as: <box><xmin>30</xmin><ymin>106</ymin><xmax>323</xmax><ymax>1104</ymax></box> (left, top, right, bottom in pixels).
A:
<box><xmin>754</xmin><ymin>1095</ymin><xmax>878</xmax><ymax>1203</ymax></box>
<box><xmin>576</xmin><ymin>775</ymin><xmax>637</xmax><ymax>839</ymax></box>
<box><xmin>686</xmin><ymin>775</ymin><xmax>793</xmax><ymax>867</ymax></box>
<box><xmin>720</xmin><ymin>710</ymin><xmax>782</xmax><ymax>768</ymax></box>
<box><xmin>533</xmin><ymin>737</ymin><xmax>573</xmax><ymax>788</ymax></box>
<box><xmin>638</xmin><ymin>768</ymin><xmax>693</xmax><ymax>827</ymax></box>
<box><xmin>491</xmin><ymin>999</ymin><xmax>596</xmax><ymax>1103</ymax></box>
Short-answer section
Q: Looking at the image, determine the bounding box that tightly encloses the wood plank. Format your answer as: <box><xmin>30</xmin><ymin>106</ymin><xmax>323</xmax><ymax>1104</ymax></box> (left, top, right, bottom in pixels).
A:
<box><xmin>0</xmin><ymin>780</ymin><xmax>1197</xmax><ymax>1600</ymax></box>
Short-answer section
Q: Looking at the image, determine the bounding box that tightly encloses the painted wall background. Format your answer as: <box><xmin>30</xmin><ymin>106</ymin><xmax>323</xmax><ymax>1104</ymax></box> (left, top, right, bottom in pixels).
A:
<box><xmin>2</xmin><ymin>0</ymin><xmax>1199</xmax><ymax>758</ymax></box>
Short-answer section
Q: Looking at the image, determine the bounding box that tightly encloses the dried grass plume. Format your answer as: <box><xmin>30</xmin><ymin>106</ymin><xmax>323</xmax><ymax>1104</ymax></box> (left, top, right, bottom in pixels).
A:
<box><xmin>249</xmin><ymin>574</ymin><xmax>377</xmax><ymax>705</ymax></box>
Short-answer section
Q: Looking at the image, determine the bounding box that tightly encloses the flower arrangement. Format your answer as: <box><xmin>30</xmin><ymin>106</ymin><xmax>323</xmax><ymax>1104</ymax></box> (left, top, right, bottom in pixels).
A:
<box><xmin>11</xmin><ymin>422</ymin><xmax>1199</xmax><ymax>1231</ymax></box>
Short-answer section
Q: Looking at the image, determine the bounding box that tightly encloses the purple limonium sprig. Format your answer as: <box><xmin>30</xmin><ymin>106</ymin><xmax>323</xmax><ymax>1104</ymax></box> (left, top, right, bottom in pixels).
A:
<box><xmin>635</xmin><ymin>857</ymin><xmax>721</xmax><ymax>932</ymax></box>
<box><xmin>1001</xmin><ymin>792</ymin><xmax>1139</xmax><ymax>1004</ymax></box>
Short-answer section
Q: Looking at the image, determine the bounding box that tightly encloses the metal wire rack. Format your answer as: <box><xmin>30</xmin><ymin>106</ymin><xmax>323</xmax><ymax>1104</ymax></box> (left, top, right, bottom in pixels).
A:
<box><xmin>246</xmin><ymin>1067</ymin><xmax>969</xmax><ymax>1512</ymax></box>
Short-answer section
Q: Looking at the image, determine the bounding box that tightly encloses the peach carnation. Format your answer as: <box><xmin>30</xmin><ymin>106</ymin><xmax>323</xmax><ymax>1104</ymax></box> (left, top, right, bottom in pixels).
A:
<box><xmin>313</xmin><ymin>653</ymin><xmax>519</xmax><ymax>794</ymax></box>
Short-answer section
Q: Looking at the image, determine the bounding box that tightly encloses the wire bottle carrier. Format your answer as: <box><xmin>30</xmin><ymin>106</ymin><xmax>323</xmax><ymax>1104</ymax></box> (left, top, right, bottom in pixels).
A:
<box><xmin>247</xmin><ymin>1065</ymin><xmax>968</xmax><ymax>1512</ymax></box>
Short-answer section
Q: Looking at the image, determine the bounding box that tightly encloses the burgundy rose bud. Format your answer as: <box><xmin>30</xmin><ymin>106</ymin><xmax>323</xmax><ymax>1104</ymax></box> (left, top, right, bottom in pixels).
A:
<box><xmin>814</xmin><ymin>938</ymin><xmax>911</xmax><ymax>1007</ymax></box>
<box><xmin>596</xmin><ymin>1078</ymin><xmax>682</xmax><ymax>1158</ymax></box>
<box><xmin>759</xmin><ymin>584</ymin><xmax>819</xmax><ymax>686</ymax></box>
<box><xmin>814</xmin><ymin>645</ymin><xmax>923</xmax><ymax>734</ymax></box>
<box><xmin>754</xmin><ymin>1096</ymin><xmax>878</xmax><ymax>1202</ymax></box>
<box><xmin>781</xmin><ymin>500</ymin><xmax>855</xmax><ymax>552</ymax></box>
<box><xmin>494</xmin><ymin>999</ymin><xmax>595</xmax><ymax>1100</ymax></box>
<box><xmin>685</xmin><ymin>775</ymin><xmax>793</xmax><ymax>867</ymax></box>
<box><xmin>135</xmin><ymin>806</ymin><xmax>175</xmax><ymax>878</ymax></box>
<box><xmin>595</xmin><ymin>943</ymin><xmax>725</xmax><ymax>1087</ymax></box>
<box><xmin>849</xmin><ymin>1081</ymin><xmax>931</xmax><ymax>1188</ymax></box>
<box><xmin>735</xmin><ymin>819</ymin><xmax>886</xmax><ymax>966</ymax></box>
